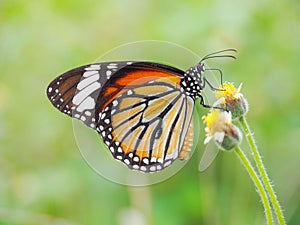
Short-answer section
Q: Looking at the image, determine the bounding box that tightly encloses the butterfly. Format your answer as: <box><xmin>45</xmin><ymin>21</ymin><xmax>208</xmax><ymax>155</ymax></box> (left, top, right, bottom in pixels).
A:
<box><xmin>46</xmin><ymin>49</ymin><xmax>236</xmax><ymax>172</ymax></box>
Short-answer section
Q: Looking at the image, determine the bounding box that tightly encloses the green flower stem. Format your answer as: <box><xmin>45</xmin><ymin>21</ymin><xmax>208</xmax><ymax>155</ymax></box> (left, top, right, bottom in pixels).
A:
<box><xmin>234</xmin><ymin>146</ymin><xmax>274</xmax><ymax>225</ymax></box>
<box><xmin>239</xmin><ymin>116</ymin><xmax>286</xmax><ymax>225</ymax></box>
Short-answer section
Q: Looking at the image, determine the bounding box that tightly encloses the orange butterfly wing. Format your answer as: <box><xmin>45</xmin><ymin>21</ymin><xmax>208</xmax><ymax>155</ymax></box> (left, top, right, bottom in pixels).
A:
<box><xmin>96</xmin><ymin>63</ymin><xmax>195</xmax><ymax>172</ymax></box>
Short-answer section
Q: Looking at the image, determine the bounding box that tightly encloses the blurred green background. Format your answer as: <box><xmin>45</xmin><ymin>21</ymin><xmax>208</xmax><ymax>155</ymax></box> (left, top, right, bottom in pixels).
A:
<box><xmin>1</xmin><ymin>0</ymin><xmax>300</xmax><ymax>224</ymax></box>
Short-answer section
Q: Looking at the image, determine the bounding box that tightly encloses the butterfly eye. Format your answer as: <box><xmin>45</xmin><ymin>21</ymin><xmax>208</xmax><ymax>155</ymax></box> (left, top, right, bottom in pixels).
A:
<box><xmin>196</xmin><ymin>63</ymin><xmax>205</xmax><ymax>73</ymax></box>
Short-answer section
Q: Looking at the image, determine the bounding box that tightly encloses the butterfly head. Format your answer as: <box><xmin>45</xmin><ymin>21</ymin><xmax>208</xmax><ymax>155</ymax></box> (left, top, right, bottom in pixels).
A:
<box><xmin>196</xmin><ymin>62</ymin><xmax>206</xmax><ymax>74</ymax></box>
<box><xmin>180</xmin><ymin>49</ymin><xmax>237</xmax><ymax>99</ymax></box>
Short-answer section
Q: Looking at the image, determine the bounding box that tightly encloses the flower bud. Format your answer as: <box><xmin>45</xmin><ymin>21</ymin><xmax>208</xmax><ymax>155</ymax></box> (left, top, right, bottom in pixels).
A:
<box><xmin>215</xmin><ymin>124</ymin><xmax>242</xmax><ymax>151</ymax></box>
<box><xmin>215</xmin><ymin>82</ymin><xmax>249</xmax><ymax>120</ymax></box>
<box><xmin>203</xmin><ymin>110</ymin><xmax>242</xmax><ymax>151</ymax></box>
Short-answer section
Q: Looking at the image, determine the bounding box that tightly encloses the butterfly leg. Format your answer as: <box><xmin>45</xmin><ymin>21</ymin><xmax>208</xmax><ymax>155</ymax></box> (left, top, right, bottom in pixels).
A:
<box><xmin>198</xmin><ymin>94</ymin><xmax>213</xmax><ymax>108</ymax></box>
<box><xmin>199</xmin><ymin>94</ymin><xmax>225</xmax><ymax>110</ymax></box>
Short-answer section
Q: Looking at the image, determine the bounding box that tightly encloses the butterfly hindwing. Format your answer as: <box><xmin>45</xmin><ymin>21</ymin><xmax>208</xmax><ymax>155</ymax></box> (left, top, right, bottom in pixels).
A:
<box><xmin>179</xmin><ymin>119</ymin><xmax>194</xmax><ymax>160</ymax></box>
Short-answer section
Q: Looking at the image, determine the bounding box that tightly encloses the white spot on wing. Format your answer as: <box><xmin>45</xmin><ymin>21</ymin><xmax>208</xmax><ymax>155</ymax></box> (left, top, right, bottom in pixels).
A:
<box><xmin>110</xmin><ymin>146</ymin><xmax>115</xmax><ymax>152</ymax></box>
<box><xmin>151</xmin><ymin>157</ymin><xmax>156</xmax><ymax>162</ymax></box>
<box><xmin>77</xmin><ymin>74</ymin><xmax>100</xmax><ymax>90</ymax></box>
<box><xmin>107</xmin><ymin>65</ymin><xmax>117</xmax><ymax>69</ymax></box>
<box><xmin>83</xmin><ymin>71</ymin><xmax>98</xmax><ymax>77</ymax></box>
<box><xmin>72</xmin><ymin>82</ymin><xmax>100</xmax><ymax>105</ymax></box>
<box><xmin>106</xmin><ymin>70</ymin><xmax>112</xmax><ymax>76</ymax></box>
<box><xmin>164</xmin><ymin>161</ymin><xmax>172</xmax><ymax>167</ymax></box>
<box><xmin>85</xmin><ymin>65</ymin><xmax>101</xmax><ymax>71</ymax></box>
<box><xmin>85</xmin><ymin>111</ymin><xmax>92</xmax><ymax>116</ymax></box>
<box><xmin>101</xmin><ymin>113</ymin><xmax>106</xmax><ymax>119</ymax></box>
<box><xmin>76</xmin><ymin>96</ymin><xmax>96</xmax><ymax>113</ymax></box>
<box><xmin>149</xmin><ymin>166</ymin><xmax>156</xmax><ymax>172</ymax></box>
<box><xmin>112</xmin><ymin>100</ymin><xmax>118</xmax><ymax>106</ymax></box>
<box><xmin>132</xmin><ymin>165</ymin><xmax>139</xmax><ymax>170</ymax></box>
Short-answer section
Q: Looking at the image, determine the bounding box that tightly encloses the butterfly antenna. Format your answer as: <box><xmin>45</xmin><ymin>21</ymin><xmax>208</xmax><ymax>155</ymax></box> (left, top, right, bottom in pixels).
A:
<box><xmin>200</xmin><ymin>48</ymin><xmax>237</xmax><ymax>62</ymax></box>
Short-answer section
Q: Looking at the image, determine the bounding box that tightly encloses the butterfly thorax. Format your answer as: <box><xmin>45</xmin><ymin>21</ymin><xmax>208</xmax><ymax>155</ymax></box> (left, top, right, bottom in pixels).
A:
<box><xmin>180</xmin><ymin>63</ymin><xmax>205</xmax><ymax>99</ymax></box>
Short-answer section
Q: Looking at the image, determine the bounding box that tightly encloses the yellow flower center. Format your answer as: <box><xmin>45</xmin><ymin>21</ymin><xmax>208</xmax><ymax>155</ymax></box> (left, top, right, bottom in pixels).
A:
<box><xmin>202</xmin><ymin>110</ymin><xmax>221</xmax><ymax>132</ymax></box>
<box><xmin>215</xmin><ymin>82</ymin><xmax>242</xmax><ymax>101</ymax></box>
<box><xmin>202</xmin><ymin>109</ymin><xmax>232</xmax><ymax>136</ymax></box>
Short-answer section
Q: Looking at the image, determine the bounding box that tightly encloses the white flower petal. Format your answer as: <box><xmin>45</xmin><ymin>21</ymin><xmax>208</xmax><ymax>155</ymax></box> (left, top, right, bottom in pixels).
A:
<box><xmin>220</xmin><ymin>111</ymin><xmax>232</xmax><ymax>123</ymax></box>
<box><xmin>214</xmin><ymin>132</ymin><xmax>225</xmax><ymax>143</ymax></box>
<box><xmin>234</xmin><ymin>92</ymin><xmax>243</xmax><ymax>99</ymax></box>
<box><xmin>237</xmin><ymin>83</ymin><xmax>243</xmax><ymax>92</ymax></box>
<box><xmin>213</xmin><ymin>97</ymin><xmax>226</xmax><ymax>106</ymax></box>
<box><xmin>204</xmin><ymin>136</ymin><xmax>212</xmax><ymax>144</ymax></box>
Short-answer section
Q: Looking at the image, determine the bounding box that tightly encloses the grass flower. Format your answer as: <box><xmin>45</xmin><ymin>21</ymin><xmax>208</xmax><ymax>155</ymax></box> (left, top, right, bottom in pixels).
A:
<box><xmin>202</xmin><ymin>81</ymin><xmax>286</xmax><ymax>225</ymax></box>
<box><xmin>202</xmin><ymin>110</ymin><xmax>274</xmax><ymax>225</ymax></box>
<box><xmin>215</xmin><ymin>82</ymin><xmax>248</xmax><ymax>119</ymax></box>
<box><xmin>202</xmin><ymin>109</ymin><xmax>242</xmax><ymax>150</ymax></box>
